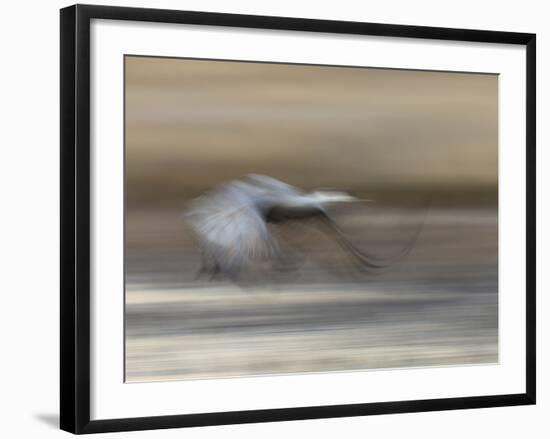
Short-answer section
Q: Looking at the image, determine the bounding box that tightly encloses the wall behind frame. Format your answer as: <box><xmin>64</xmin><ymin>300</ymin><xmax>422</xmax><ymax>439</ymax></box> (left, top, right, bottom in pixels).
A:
<box><xmin>0</xmin><ymin>0</ymin><xmax>546</xmax><ymax>438</ymax></box>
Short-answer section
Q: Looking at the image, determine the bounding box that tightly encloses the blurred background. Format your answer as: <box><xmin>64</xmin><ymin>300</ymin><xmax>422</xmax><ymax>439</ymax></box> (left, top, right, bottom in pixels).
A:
<box><xmin>124</xmin><ymin>56</ymin><xmax>498</xmax><ymax>382</ymax></box>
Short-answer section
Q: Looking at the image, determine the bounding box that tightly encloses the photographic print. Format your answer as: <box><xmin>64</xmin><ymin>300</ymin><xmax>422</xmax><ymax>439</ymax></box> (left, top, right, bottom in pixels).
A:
<box><xmin>124</xmin><ymin>55</ymin><xmax>498</xmax><ymax>383</ymax></box>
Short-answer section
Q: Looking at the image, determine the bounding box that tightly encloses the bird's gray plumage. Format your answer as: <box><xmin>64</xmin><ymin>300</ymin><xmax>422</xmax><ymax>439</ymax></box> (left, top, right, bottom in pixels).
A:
<box><xmin>183</xmin><ymin>174</ymin><xmax>423</xmax><ymax>283</ymax></box>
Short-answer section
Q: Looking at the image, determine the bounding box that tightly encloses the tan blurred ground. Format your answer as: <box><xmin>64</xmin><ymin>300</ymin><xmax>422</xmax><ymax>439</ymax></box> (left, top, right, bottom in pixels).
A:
<box><xmin>125</xmin><ymin>204</ymin><xmax>497</xmax><ymax>382</ymax></box>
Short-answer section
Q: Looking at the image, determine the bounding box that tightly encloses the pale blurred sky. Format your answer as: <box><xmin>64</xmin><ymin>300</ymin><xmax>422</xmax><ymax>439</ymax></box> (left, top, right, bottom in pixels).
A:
<box><xmin>125</xmin><ymin>56</ymin><xmax>497</xmax><ymax>205</ymax></box>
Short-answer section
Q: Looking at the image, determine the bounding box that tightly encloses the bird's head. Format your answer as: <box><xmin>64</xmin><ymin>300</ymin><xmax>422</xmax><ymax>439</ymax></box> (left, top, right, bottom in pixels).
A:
<box><xmin>312</xmin><ymin>190</ymin><xmax>372</xmax><ymax>205</ymax></box>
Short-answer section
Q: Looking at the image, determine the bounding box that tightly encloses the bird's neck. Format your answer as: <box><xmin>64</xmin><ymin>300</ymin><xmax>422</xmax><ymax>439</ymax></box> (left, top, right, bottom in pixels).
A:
<box><xmin>274</xmin><ymin>193</ymin><xmax>321</xmax><ymax>210</ymax></box>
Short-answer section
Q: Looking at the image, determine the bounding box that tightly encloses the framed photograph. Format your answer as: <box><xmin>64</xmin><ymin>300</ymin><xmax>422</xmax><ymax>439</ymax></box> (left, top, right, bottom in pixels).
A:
<box><xmin>60</xmin><ymin>4</ymin><xmax>536</xmax><ymax>434</ymax></box>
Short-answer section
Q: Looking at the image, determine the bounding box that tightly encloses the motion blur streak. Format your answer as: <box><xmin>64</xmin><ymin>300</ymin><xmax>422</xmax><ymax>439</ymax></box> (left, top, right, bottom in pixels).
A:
<box><xmin>124</xmin><ymin>56</ymin><xmax>497</xmax><ymax>382</ymax></box>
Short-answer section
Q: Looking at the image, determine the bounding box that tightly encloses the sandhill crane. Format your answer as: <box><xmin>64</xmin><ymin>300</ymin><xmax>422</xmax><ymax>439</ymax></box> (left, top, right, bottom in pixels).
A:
<box><xmin>183</xmin><ymin>174</ymin><xmax>423</xmax><ymax>283</ymax></box>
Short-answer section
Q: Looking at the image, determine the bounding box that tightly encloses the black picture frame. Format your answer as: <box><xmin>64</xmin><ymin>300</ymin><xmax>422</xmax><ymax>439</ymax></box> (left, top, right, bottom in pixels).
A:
<box><xmin>60</xmin><ymin>4</ymin><xmax>536</xmax><ymax>434</ymax></box>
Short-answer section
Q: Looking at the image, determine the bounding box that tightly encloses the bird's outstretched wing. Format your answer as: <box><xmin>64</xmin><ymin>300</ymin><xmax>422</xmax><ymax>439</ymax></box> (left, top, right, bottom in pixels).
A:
<box><xmin>269</xmin><ymin>203</ymin><xmax>428</xmax><ymax>274</ymax></box>
<box><xmin>184</xmin><ymin>193</ymin><xmax>284</xmax><ymax>281</ymax></box>
<box><xmin>315</xmin><ymin>204</ymin><xmax>429</xmax><ymax>273</ymax></box>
